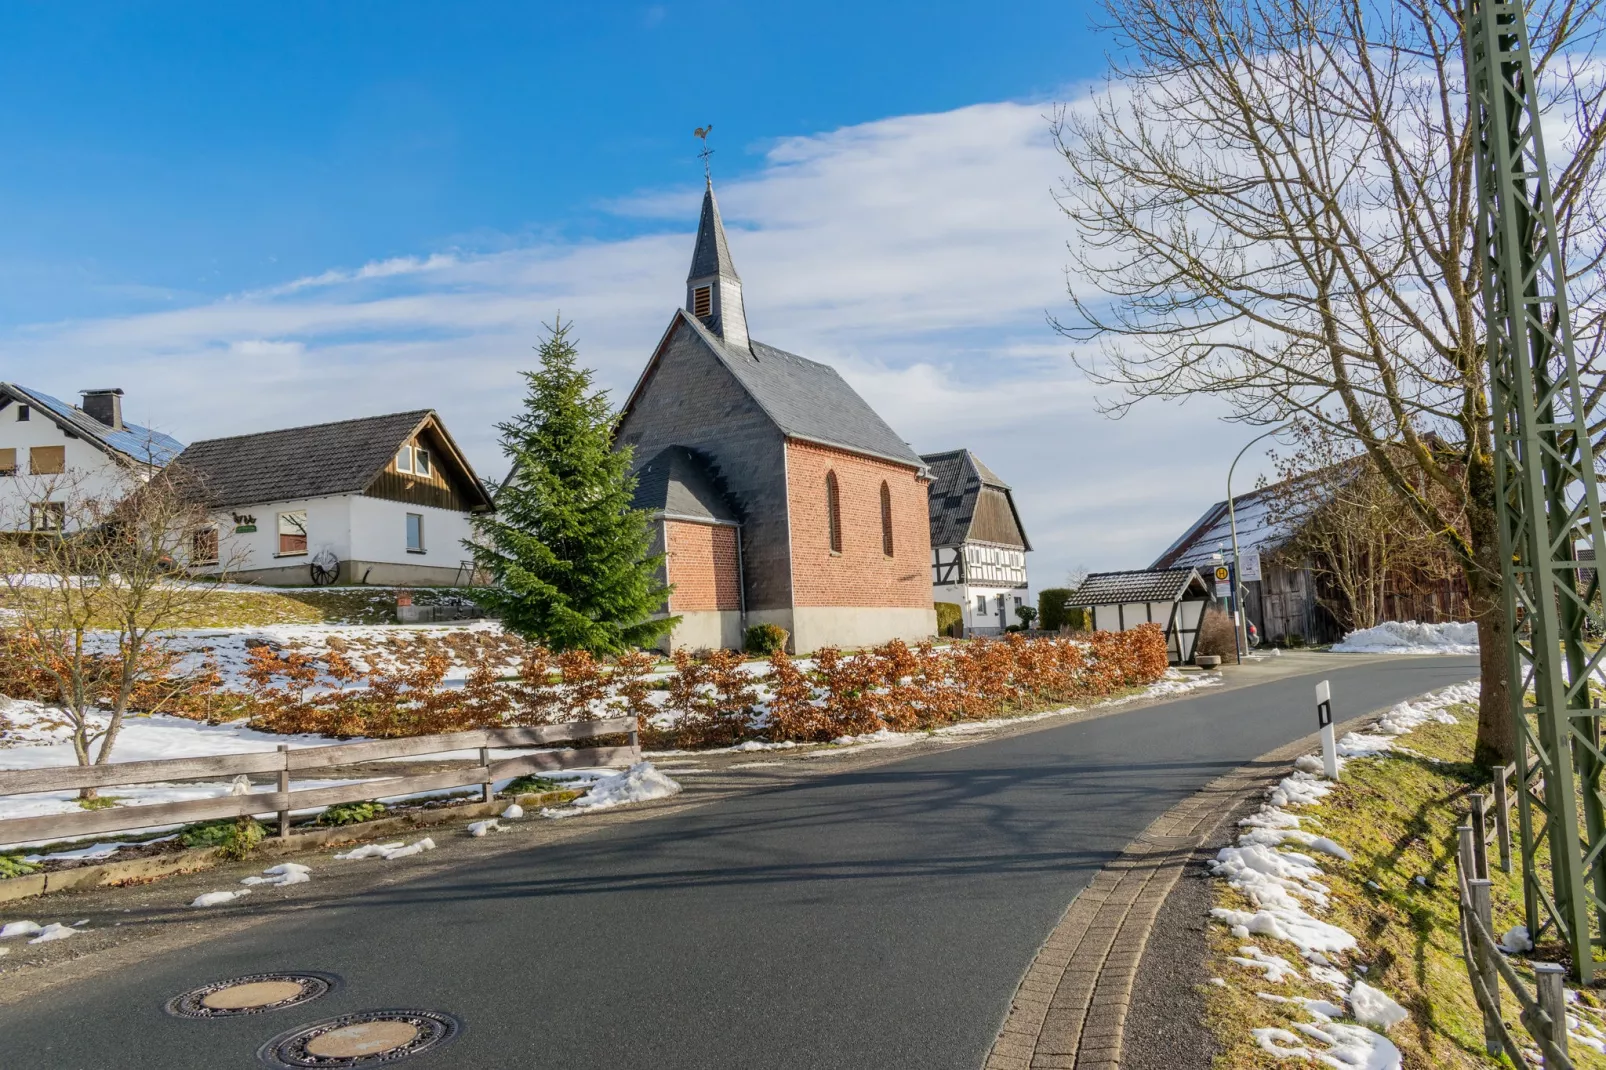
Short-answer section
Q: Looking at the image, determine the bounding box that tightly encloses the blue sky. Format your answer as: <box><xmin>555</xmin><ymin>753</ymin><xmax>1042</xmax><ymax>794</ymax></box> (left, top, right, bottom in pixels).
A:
<box><xmin>0</xmin><ymin>3</ymin><xmax>1272</xmax><ymax>585</ymax></box>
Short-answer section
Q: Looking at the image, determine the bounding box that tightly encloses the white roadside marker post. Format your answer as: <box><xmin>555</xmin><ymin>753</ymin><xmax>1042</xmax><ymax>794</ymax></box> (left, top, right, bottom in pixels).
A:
<box><xmin>1315</xmin><ymin>679</ymin><xmax>1338</xmax><ymax>779</ymax></box>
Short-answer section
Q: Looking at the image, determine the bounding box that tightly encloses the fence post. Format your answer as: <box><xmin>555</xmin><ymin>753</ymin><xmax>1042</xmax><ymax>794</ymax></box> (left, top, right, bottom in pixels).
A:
<box><xmin>275</xmin><ymin>744</ymin><xmax>290</xmax><ymax>838</ymax></box>
<box><xmin>1494</xmin><ymin>767</ymin><xmax>1512</xmax><ymax>873</ymax></box>
<box><xmin>479</xmin><ymin>745</ymin><xmax>493</xmax><ymax>805</ymax></box>
<box><xmin>1470</xmin><ymin>878</ymin><xmax>1503</xmax><ymax>1057</ymax></box>
<box><xmin>628</xmin><ymin>718</ymin><xmax>640</xmax><ymax>758</ymax></box>
<box><xmin>1536</xmin><ymin>962</ymin><xmax>1569</xmax><ymax>1059</ymax></box>
<box><xmin>1471</xmin><ymin>794</ymin><xmax>1490</xmax><ymax>880</ymax></box>
<box><xmin>1459</xmin><ymin>823</ymin><xmax>1478</xmax><ymax>883</ymax></box>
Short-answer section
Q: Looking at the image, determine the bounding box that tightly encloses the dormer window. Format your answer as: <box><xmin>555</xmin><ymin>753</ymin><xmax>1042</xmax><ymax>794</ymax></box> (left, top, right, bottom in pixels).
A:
<box><xmin>693</xmin><ymin>286</ymin><xmax>712</xmax><ymax>318</ymax></box>
<box><xmin>396</xmin><ymin>446</ymin><xmax>413</xmax><ymax>474</ymax></box>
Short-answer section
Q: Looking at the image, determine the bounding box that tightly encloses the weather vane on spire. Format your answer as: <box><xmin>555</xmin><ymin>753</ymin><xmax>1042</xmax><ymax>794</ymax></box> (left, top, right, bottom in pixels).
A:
<box><xmin>694</xmin><ymin>124</ymin><xmax>714</xmax><ymax>181</ymax></box>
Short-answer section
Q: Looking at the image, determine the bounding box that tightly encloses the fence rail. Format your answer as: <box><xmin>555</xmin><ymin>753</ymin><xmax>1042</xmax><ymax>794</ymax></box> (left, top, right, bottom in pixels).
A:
<box><xmin>1455</xmin><ymin>772</ymin><xmax>1573</xmax><ymax>1069</ymax></box>
<box><xmin>0</xmin><ymin>716</ymin><xmax>639</xmax><ymax>848</ymax></box>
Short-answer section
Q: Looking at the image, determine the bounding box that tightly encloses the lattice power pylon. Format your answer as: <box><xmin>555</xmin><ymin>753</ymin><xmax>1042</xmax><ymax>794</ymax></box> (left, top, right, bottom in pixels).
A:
<box><xmin>1468</xmin><ymin>0</ymin><xmax>1606</xmax><ymax>979</ymax></box>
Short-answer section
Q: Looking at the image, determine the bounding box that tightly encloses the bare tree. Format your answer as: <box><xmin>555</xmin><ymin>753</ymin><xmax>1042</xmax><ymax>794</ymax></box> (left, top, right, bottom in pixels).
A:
<box><xmin>0</xmin><ymin>463</ymin><xmax>234</xmax><ymax>788</ymax></box>
<box><xmin>1261</xmin><ymin>422</ymin><xmax>1463</xmax><ymax>631</ymax></box>
<box><xmin>1056</xmin><ymin>0</ymin><xmax>1606</xmax><ymax>763</ymax></box>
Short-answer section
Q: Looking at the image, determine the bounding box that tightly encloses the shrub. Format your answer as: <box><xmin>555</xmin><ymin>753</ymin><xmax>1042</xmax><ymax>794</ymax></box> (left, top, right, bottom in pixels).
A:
<box><xmin>934</xmin><ymin>602</ymin><xmax>963</xmax><ymax>637</ymax></box>
<box><xmin>1015</xmin><ymin>605</ymin><xmax>1038</xmax><ymax>629</ymax></box>
<box><xmin>1193</xmin><ymin>607</ymin><xmax>1240</xmax><ymax>663</ymax></box>
<box><xmin>0</xmin><ymin>854</ymin><xmax>39</xmax><ymax>879</ymax></box>
<box><xmin>182</xmin><ymin>817</ymin><xmax>265</xmax><ymax>859</ymax></box>
<box><xmin>316</xmin><ymin>801</ymin><xmax>387</xmax><ymax>827</ymax></box>
<box><xmin>504</xmin><ymin>774</ymin><xmax>564</xmax><ymax>795</ymax></box>
<box><xmin>1038</xmin><ymin>589</ymin><xmax>1073</xmax><ymax>631</ymax></box>
<box><xmin>1286</xmin><ymin>632</ymin><xmax>1305</xmax><ymax>648</ymax></box>
<box><xmin>744</xmin><ymin>623</ymin><xmax>789</xmax><ymax>656</ymax></box>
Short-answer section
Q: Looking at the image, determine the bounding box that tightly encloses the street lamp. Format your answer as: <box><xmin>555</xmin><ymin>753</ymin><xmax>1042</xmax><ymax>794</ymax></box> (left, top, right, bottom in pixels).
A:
<box><xmin>1227</xmin><ymin>425</ymin><xmax>1288</xmax><ymax>658</ymax></box>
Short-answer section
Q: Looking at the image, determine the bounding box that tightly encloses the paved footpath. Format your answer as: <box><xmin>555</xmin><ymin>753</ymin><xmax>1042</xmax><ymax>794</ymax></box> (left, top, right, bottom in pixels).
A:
<box><xmin>2</xmin><ymin>655</ymin><xmax>1477</xmax><ymax>1069</ymax></box>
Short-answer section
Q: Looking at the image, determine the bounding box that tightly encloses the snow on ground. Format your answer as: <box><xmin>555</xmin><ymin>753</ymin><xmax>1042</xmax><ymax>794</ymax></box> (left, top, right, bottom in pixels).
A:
<box><xmin>542</xmin><ymin>761</ymin><xmax>681</xmax><ymax>818</ymax></box>
<box><xmin>1210</xmin><ymin>679</ymin><xmax>1479</xmax><ymax>1070</ymax></box>
<box><xmin>1330</xmin><ymin>621</ymin><xmax>1479</xmax><ymax>655</ymax></box>
<box><xmin>334</xmin><ymin>837</ymin><xmax>435</xmax><ymax>861</ymax></box>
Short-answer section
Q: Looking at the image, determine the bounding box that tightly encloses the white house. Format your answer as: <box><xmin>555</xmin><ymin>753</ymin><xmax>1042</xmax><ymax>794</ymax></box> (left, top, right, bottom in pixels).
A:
<box><xmin>172</xmin><ymin>410</ymin><xmax>493</xmax><ymax>586</ymax></box>
<box><xmin>923</xmin><ymin>449</ymin><xmax>1032</xmax><ymax>635</ymax></box>
<box><xmin>0</xmin><ymin>384</ymin><xmax>184</xmax><ymax>532</ymax></box>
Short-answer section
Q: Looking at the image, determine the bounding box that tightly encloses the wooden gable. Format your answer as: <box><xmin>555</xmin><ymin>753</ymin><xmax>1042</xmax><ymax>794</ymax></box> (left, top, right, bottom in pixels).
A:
<box><xmin>363</xmin><ymin>414</ymin><xmax>490</xmax><ymax>513</ymax></box>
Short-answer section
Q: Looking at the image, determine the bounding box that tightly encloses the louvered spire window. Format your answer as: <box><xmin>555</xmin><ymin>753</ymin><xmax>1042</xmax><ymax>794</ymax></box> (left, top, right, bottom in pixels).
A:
<box><xmin>693</xmin><ymin>285</ymin><xmax>712</xmax><ymax>319</ymax></box>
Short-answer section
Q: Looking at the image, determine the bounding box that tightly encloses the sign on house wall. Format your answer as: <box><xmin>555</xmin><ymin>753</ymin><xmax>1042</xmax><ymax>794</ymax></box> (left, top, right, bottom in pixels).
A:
<box><xmin>1240</xmin><ymin>549</ymin><xmax>1262</xmax><ymax>583</ymax></box>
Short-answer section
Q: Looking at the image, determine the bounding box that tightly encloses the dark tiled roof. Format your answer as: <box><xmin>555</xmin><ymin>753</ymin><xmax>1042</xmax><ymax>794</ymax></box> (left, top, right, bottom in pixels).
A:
<box><xmin>0</xmin><ymin>383</ymin><xmax>185</xmax><ymax>466</ymax></box>
<box><xmin>172</xmin><ymin>410</ymin><xmax>432</xmax><ymax>509</ymax></box>
<box><xmin>688</xmin><ymin>181</ymin><xmax>739</xmax><ymax>281</ymax></box>
<box><xmin>921</xmin><ymin>448</ymin><xmax>1030</xmax><ymax>550</ymax></box>
<box><xmin>674</xmin><ymin>313</ymin><xmax>924</xmax><ymax>469</ymax></box>
<box><xmin>1066</xmin><ymin>568</ymin><xmax>1208</xmax><ymax>606</ymax></box>
<box><xmin>631</xmin><ymin>446</ymin><xmax>740</xmax><ymax>524</ymax></box>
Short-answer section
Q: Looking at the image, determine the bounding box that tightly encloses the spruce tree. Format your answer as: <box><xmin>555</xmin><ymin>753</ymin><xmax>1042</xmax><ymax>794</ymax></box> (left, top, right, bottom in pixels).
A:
<box><xmin>469</xmin><ymin>321</ymin><xmax>674</xmax><ymax>652</ymax></box>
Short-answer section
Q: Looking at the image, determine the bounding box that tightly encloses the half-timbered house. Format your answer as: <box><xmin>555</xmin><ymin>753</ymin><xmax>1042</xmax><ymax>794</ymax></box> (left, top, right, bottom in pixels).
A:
<box><xmin>922</xmin><ymin>449</ymin><xmax>1031</xmax><ymax>635</ymax></box>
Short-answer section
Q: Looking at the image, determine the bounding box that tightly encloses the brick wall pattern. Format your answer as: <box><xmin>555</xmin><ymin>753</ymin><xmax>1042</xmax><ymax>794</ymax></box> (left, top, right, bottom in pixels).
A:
<box><xmin>786</xmin><ymin>440</ymin><xmax>932</xmax><ymax>609</ymax></box>
<box><xmin>666</xmin><ymin>520</ymin><xmax>742</xmax><ymax>612</ymax></box>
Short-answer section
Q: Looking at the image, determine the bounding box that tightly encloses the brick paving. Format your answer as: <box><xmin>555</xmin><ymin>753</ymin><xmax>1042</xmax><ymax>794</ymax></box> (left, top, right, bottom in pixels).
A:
<box><xmin>983</xmin><ymin>722</ymin><xmax>1361</xmax><ymax>1070</ymax></box>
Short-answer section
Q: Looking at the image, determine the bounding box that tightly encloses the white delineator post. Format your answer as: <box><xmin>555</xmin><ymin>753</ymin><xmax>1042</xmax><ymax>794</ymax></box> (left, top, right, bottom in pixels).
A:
<box><xmin>1315</xmin><ymin>679</ymin><xmax>1338</xmax><ymax>779</ymax></box>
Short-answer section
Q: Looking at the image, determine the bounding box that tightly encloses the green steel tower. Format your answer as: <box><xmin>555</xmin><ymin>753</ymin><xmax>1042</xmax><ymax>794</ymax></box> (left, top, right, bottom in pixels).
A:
<box><xmin>1467</xmin><ymin>0</ymin><xmax>1606</xmax><ymax>979</ymax></box>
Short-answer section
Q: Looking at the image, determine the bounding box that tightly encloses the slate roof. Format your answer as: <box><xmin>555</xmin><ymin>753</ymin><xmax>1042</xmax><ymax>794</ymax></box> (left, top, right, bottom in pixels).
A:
<box><xmin>0</xmin><ymin>383</ymin><xmax>185</xmax><ymax>466</ymax></box>
<box><xmin>1065</xmin><ymin>568</ymin><xmax>1208</xmax><ymax>606</ymax></box>
<box><xmin>688</xmin><ymin>180</ymin><xmax>739</xmax><ymax>281</ymax></box>
<box><xmin>664</xmin><ymin>311</ymin><xmax>925</xmax><ymax>469</ymax></box>
<box><xmin>631</xmin><ymin>446</ymin><xmax>740</xmax><ymax>524</ymax></box>
<box><xmin>173</xmin><ymin>410</ymin><xmax>441</xmax><ymax>509</ymax></box>
<box><xmin>922</xmin><ymin>448</ymin><xmax>1031</xmax><ymax>550</ymax></box>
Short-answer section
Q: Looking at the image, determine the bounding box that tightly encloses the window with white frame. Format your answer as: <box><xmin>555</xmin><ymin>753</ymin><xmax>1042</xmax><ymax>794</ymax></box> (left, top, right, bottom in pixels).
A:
<box><xmin>396</xmin><ymin>446</ymin><xmax>413</xmax><ymax>473</ymax></box>
<box><xmin>406</xmin><ymin>513</ymin><xmax>425</xmax><ymax>553</ymax></box>
<box><xmin>277</xmin><ymin>511</ymin><xmax>308</xmax><ymax>556</ymax></box>
<box><xmin>413</xmin><ymin>448</ymin><xmax>431</xmax><ymax>477</ymax></box>
<box><xmin>975</xmin><ymin>595</ymin><xmax>987</xmax><ymax>613</ymax></box>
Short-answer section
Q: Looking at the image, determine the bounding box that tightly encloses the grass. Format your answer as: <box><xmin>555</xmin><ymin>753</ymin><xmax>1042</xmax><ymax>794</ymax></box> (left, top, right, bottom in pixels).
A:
<box><xmin>76</xmin><ymin>795</ymin><xmax>122</xmax><ymax>811</ymax></box>
<box><xmin>1203</xmin><ymin>704</ymin><xmax>1606</xmax><ymax>1069</ymax></box>
<box><xmin>0</xmin><ymin>585</ymin><xmax>480</xmax><ymax>630</ymax></box>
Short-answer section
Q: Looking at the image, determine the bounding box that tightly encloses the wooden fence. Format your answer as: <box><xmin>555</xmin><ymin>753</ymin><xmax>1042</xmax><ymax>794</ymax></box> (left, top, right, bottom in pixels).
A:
<box><xmin>0</xmin><ymin>716</ymin><xmax>638</xmax><ymax>849</ymax></box>
<box><xmin>1454</xmin><ymin>766</ymin><xmax>1573</xmax><ymax>1068</ymax></box>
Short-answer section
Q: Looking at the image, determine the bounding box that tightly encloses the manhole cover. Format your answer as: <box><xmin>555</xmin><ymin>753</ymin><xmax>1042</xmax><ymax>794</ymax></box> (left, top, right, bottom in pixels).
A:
<box><xmin>165</xmin><ymin>973</ymin><xmax>338</xmax><ymax>1019</ymax></box>
<box><xmin>258</xmin><ymin>1010</ymin><xmax>462</xmax><ymax>1068</ymax></box>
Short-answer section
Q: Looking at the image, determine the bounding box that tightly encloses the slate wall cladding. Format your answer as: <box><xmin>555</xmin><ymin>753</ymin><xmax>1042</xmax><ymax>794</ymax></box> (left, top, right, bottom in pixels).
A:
<box><xmin>615</xmin><ymin>320</ymin><xmax>793</xmax><ymax>611</ymax></box>
<box><xmin>785</xmin><ymin>440</ymin><xmax>932</xmax><ymax>610</ymax></box>
<box><xmin>665</xmin><ymin>520</ymin><xmax>741</xmax><ymax>612</ymax></box>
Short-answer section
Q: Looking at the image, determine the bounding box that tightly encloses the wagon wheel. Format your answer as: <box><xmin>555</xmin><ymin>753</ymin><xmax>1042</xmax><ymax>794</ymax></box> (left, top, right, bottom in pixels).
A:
<box><xmin>309</xmin><ymin>561</ymin><xmax>340</xmax><ymax>586</ymax></box>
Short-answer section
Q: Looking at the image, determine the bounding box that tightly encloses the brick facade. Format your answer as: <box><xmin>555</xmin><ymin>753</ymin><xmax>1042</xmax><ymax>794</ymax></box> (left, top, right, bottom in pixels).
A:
<box><xmin>665</xmin><ymin>520</ymin><xmax>742</xmax><ymax>612</ymax></box>
<box><xmin>785</xmin><ymin>440</ymin><xmax>932</xmax><ymax>609</ymax></box>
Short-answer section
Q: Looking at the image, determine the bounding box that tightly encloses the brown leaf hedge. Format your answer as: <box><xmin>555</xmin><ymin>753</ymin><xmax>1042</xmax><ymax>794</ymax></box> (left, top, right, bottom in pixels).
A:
<box><xmin>234</xmin><ymin>625</ymin><xmax>1170</xmax><ymax>748</ymax></box>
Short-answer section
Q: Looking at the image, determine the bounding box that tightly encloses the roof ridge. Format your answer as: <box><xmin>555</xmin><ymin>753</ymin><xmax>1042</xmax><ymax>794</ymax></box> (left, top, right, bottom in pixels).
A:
<box><xmin>185</xmin><ymin>409</ymin><xmax>433</xmax><ymax>447</ymax></box>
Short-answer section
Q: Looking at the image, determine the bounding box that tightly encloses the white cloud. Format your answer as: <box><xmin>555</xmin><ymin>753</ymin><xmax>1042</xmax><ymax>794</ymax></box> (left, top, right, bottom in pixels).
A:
<box><xmin>0</xmin><ymin>98</ymin><xmax>1274</xmax><ymax>586</ymax></box>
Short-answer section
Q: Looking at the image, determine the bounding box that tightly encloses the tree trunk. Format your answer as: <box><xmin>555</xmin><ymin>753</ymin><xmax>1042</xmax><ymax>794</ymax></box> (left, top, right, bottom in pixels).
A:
<box><xmin>1471</xmin><ymin>587</ymin><xmax>1516</xmax><ymax>767</ymax></box>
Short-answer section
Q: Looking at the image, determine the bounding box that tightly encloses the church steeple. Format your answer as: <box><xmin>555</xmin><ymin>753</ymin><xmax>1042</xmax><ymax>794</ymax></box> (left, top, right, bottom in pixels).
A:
<box><xmin>686</xmin><ymin>178</ymin><xmax>750</xmax><ymax>353</ymax></box>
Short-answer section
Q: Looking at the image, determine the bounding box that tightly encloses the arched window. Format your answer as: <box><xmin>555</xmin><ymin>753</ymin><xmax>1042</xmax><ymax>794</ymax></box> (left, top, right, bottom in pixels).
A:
<box><xmin>826</xmin><ymin>471</ymin><xmax>842</xmax><ymax>553</ymax></box>
<box><xmin>880</xmin><ymin>481</ymin><xmax>894</xmax><ymax>556</ymax></box>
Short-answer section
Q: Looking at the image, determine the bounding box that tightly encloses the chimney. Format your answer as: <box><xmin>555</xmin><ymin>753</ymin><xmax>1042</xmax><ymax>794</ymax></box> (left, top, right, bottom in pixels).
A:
<box><xmin>80</xmin><ymin>388</ymin><xmax>124</xmax><ymax>430</ymax></box>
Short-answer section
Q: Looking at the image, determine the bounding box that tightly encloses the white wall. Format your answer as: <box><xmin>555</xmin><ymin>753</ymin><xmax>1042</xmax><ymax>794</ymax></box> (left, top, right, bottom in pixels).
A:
<box><xmin>935</xmin><ymin>581</ymin><xmax>1027</xmax><ymax>634</ymax></box>
<box><xmin>347</xmin><ymin>496</ymin><xmax>475</xmax><ymax>571</ymax></box>
<box><xmin>200</xmin><ymin>494</ymin><xmax>478</xmax><ymax>584</ymax></box>
<box><xmin>0</xmin><ymin>410</ymin><xmax>133</xmax><ymax>532</ymax></box>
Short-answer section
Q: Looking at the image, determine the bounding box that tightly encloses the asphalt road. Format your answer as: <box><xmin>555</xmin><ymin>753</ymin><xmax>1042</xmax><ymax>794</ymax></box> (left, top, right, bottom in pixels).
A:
<box><xmin>2</xmin><ymin>656</ymin><xmax>1478</xmax><ymax>1070</ymax></box>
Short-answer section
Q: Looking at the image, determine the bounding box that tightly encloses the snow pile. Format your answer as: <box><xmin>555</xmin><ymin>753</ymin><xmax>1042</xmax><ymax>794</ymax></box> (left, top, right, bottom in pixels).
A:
<box><xmin>240</xmin><ymin>862</ymin><xmax>311</xmax><ymax>887</ymax></box>
<box><xmin>1348</xmin><ymin>980</ymin><xmax>1409</xmax><ymax>1031</ymax></box>
<box><xmin>1499</xmin><ymin>924</ymin><xmax>1533</xmax><ymax>953</ymax></box>
<box><xmin>334</xmin><ymin>837</ymin><xmax>436</xmax><ymax>861</ymax></box>
<box><xmin>466</xmin><ymin>820</ymin><xmax>504</xmax><ymax>837</ymax></box>
<box><xmin>190</xmin><ymin>890</ymin><xmax>249</xmax><ymax>908</ymax></box>
<box><xmin>543</xmin><ymin>762</ymin><xmax>681</xmax><ymax>818</ymax></box>
<box><xmin>501</xmin><ymin>804</ymin><xmax>524</xmax><ymax>820</ymax></box>
<box><xmin>1331</xmin><ymin>621</ymin><xmax>1479</xmax><ymax>655</ymax></box>
<box><xmin>1210</xmin><ymin>678</ymin><xmax>1478</xmax><ymax>1069</ymax></box>
<box><xmin>0</xmin><ymin>919</ymin><xmax>82</xmax><ymax>943</ymax></box>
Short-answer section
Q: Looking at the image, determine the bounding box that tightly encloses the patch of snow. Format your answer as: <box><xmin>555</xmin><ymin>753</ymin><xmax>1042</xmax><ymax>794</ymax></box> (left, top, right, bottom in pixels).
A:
<box><xmin>500</xmin><ymin>804</ymin><xmax>523</xmax><ymax>820</ymax></box>
<box><xmin>240</xmin><ymin>862</ymin><xmax>311</xmax><ymax>887</ymax></box>
<box><xmin>334</xmin><ymin>836</ymin><xmax>435</xmax><ymax>860</ymax></box>
<box><xmin>190</xmin><ymin>890</ymin><xmax>249</xmax><ymax>907</ymax></box>
<box><xmin>1348</xmin><ymin>980</ymin><xmax>1409</xmax><ymax>1031</ymax></box>
<box><xmin>1253</xmin><ymin>1021</ymin><xmax>1402</xmax><ymax>1069</ymax></box>
<box><xmin>1229</xmin><ymin>945</ymin><xmax>1302</xmax><ymax>983</ymax></box>
<box><xmin>1499</xmin><ymin>924</ymin><xmax>1533</xmax><ymax>953</ymax></box>
<box><xmin>1331</xmin><ymin>620</ymin><xmax>1479</xmax><ymax>655</ymax></box>
<box><xmin>0</xmin><ymin>920</ymin><xmax>43</xmax><ymax>939</ymax></box>
<box><xmin>466</xmin><ymin>819</ymin><xmax>503</xmax><ymax>837</ymax></box>
<box><xmin>543</xmin><ymin>761</ymin><xmax>681</xmax><ymax>818</ymax></box>
<box><xmin>27</xmin><ymin>922</ymin><xmax>80</xmax><ymax>942</ymax></box>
